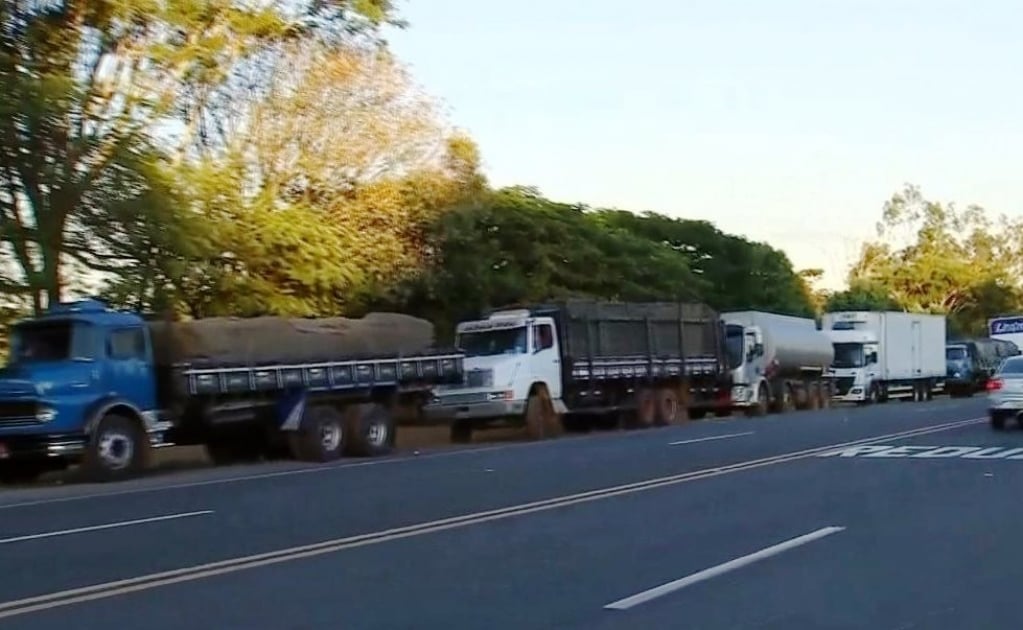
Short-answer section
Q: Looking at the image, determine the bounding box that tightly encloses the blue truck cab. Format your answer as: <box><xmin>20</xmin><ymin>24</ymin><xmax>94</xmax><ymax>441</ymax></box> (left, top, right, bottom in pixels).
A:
<box><xmin>0</xmin><ymin>299</ymin><xmax>169</xmax><ymax>482</ymax></box>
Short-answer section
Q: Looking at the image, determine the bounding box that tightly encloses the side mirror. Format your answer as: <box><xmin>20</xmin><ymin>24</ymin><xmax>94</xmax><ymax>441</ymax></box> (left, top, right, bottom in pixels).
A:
<box><xmin>753</xmin><ymin>343</ymin><xmax>764</xmax><ymax>357</ymax></box>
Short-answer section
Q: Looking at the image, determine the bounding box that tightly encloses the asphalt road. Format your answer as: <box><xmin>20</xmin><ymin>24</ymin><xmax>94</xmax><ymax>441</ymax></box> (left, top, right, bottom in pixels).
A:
<box><xmin>0</xmin><ymin>396</ymin><xmax>1015</xmax><ymax>629</ymax></box>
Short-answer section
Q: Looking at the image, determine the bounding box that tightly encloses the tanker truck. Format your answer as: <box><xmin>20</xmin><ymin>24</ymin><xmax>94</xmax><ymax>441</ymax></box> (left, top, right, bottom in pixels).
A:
<box><xmin>714</xmin><ymin>311</ymin><xmax>834</xmax><ymax>417</ymax></box>
<box><xmin>0</xmin><ymin>300</ymin><xmax>463</xmax><ymax>483</ymax></box>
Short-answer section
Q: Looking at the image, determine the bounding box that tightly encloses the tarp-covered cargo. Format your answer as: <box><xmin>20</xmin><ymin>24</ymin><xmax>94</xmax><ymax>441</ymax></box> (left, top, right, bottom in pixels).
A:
<box><xmin>502</xmin><ymin>300</ymin><xmax>724</xmax><ymax>363</ymax></box>
<box><xmin>148</xmin><ymin>313</ymin><xmax>436</xmax><ymax>367</ymax></box>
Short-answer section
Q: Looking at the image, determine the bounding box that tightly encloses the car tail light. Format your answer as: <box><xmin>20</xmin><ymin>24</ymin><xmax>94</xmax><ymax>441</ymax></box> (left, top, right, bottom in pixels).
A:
<box><xmin>987</xmin><ymin>378</ymin><xmax>1004</xmax><ymax>391</ymax></box>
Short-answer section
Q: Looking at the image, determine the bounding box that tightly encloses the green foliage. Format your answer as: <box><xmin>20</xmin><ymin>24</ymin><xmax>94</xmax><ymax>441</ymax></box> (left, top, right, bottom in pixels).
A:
<box><xmin>846</xmin><ymin>183</ymin><xmax>1023</xmax><ymax>335</ymax></box>
<box><xmin>380</xmin><ymin>188</ymin><xmax>816</xmax><ymax>338</ymax></box>
<box><xmin>824</xmin><ymin>282</ymin><xmax>904</xmax><ymax>313</ymax></box>
<box><xmin>0</xmin><ymin>0</ymin><xmax>402</xmax><ymax>313</ymax></box>
<box><xmin>593</xmin><ymin>210</ymin><xmax>816</xmax><ymax>317</ymax></box>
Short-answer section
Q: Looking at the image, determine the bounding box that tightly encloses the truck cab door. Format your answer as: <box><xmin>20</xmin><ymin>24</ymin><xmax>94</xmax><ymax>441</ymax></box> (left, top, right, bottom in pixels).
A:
<box><xmin>530</xmin><ymin>322</ymin><xmax>562</xmax><ymax>400</ymax></box>
<box><xmin>104</xmin><ymin>327</ymin><xmax>157</xmax><ymax>414</ymax></box>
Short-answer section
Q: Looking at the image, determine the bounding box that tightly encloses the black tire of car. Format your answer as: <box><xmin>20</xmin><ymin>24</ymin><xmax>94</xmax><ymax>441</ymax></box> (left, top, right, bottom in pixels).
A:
<box><xmin>991</xmin><ymin>413</ymin><xmax>1007</xmax><ymax>430</ymax></box>
<box><xmin>81</xmin><ymin>414</ymin><xmax>149</xmax><ymax>482</ymax></box>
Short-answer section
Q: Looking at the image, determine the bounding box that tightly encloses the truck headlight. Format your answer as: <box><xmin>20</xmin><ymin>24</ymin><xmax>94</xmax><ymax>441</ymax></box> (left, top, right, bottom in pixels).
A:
<box><xmin>953</xmin><ymin>371</ymin><xmax>961</xmax><ymax>378</ymax></box>
<box><xmin>487</xmin><ymin>390</ymin><xmax>514</xmax><ymax>401</ymax></box>
<box><xmin>35</xmin><ymin>406</ymin><xmax>57</xmax><ymax>422</ymax></box>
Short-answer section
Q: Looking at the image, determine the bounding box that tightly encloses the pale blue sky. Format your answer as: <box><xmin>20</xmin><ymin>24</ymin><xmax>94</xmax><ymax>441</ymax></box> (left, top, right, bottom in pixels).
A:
<box><xmin>387</xmin><ymin>0</ymin><xmax>1022</xmax><ymax>289</ymax></box>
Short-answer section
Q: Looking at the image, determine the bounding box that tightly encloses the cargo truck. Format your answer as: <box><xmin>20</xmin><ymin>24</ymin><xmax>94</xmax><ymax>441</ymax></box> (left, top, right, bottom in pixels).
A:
<box><xmin>0</xmin><ymin>300</ymin><xmax>463</xmax><ymax>483</ymax></box>
<box><xmin>718</xmin><ymin>311</ymin><xmax>834</xmax><ymax>416</ymax></box>
<box><xmin>424</xmin><ymin>301</ymin><xmax>729</xmax><ymax>442</ymax></box>
<box><xmin>822</xmin><ymin>311</ymin><xmax>946</xmax><ymax>403</ymax></box>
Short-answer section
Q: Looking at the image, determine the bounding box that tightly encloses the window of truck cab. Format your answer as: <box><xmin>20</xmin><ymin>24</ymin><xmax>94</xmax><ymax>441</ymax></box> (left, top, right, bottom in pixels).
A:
<box><xmin>107</xmin><ymin>327</ymin><xmax>146</xmax><ymax>360</ymax></box>
<box><xmin>457</xmin><ymin>326</ymin><xmax>528</xmax><ymax>357</ymax></box>
<box><xmin>946</xmin><ymin>346</ymin><xmax>968</xmax><ymax>361</ymax></box>
<box><xmin>832</xmin><ymin>343</ymin><xmax>865</xmax><ymax>368</ymax></box>
<box><xmin>9</xmin><ymin>319</ymin><xmax>98</xmax><ymax>364</ymax></box>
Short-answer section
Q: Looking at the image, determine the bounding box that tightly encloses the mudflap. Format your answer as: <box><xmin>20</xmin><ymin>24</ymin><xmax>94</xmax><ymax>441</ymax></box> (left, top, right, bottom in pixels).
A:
<box><xmin>276</xmin><ymin>388</ymin><xmax>308</xmax><ymax>432</ymax></box>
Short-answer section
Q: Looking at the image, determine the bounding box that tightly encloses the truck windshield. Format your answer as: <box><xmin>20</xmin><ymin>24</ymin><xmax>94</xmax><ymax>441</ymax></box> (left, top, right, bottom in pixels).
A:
<box><xmin>946</xmin><ymin>346</ymin><xmax>968</xmax><ymax>361</ymax></box>
<box><xmin>9</xmin><ymin>320</ymin><xmax>97</xmax><ymax>364</ymax></box>
<box><xmin>457</xmin><ymin>327</ymin><xmax>528</xmax><ymax>357</ymax></box>
<box><xmin>724</xmin><ymin>325</ymin><xmax>744</xmax><ymax>369</ymax></box>
<box><xmin>832</xmin><ymin>342</ymin><xmax>865</xmax><ymax>368</ymax></box>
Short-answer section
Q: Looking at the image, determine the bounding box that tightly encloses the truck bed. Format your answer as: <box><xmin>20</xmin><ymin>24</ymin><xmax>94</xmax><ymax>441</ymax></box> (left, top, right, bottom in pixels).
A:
<box><xmin>175</xmin><ymin>349</ymin><xmax>464</xmax><ymax>397</ymax></box>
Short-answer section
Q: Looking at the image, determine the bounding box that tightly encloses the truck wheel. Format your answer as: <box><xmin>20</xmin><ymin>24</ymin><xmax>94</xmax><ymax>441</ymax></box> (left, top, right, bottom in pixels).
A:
<box><xmin>632</xmin><ymin>388</ymin><xmax>658</xmax><ymax>428</ymax></box>
<box><xmin>450</xmin><ymin>419</ymin><xmax>473</xmax><ymax>443</ymax></box>
<box><xmin>746</xmin><ymin>384</ymin><xmax>769</xmax><ymax>417</ymax></box>
<box><xmin>807</xmin><ymin>383</ymin><xmax>821</xmax><ymax>410</ymax></box>
<box><xmin>81</xmin><ymin>414</ymin><xmax>149</xmax><ymax>482</ymax></box>
<box><xmin>525</xmin><ymin>388</ymin><xmax>563</xmax><ymax>440</ymax></box>
<box><xmin>991</xmin><ymin>413</ymin><xmax>1007</xmax><ymax>430</ymax></box>
<box><xmin>655</xmin><ymin>388</ymin><xmax>684</xmax><ymax>426</ymax></box>
<box><xmin>288</xmin><ymin>404</ymin><xmax>345</xmax><ymax>463</ymax></box>
<box><xmin>345</xmin><ymin>403</ymin><xmax>396</xmax><ymax>457</ymax></box>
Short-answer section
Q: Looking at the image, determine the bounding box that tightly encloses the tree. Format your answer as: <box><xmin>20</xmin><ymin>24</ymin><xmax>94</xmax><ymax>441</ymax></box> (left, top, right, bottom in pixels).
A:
<box><xmin>845</xmin><ymin>183</ymin><xmax>1022</xmax><ymax>335</ymax></box>
<box><xmin>388</xmin><ymin>188</ymin><xmax>706</xmax><ymax>337</ymax></box>
<box><xmin>593</xmin><ymin>211</ymin><xmax>816</xmax><ymax>317</ymax></box>
<box><xmin>824</xmin><ymin>282</ymin><xmax>903</xmax><ymax>313</ymax></box>
<box><xmin>0</xmin><ymin>0</ymin><xmax>401</xmax><ymax>313</ymax></box>
<box><xmin>109</xmin><ymin>42</ymin><xmax>485</xmax><ymax>318</ymax></box>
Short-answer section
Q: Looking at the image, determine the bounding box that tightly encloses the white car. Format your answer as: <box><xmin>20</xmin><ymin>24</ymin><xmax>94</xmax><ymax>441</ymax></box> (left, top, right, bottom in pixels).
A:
<box><xmin>987</xmin><ymin>356</ymin><xmax>1023</xmax><ymax>430</ymax></box>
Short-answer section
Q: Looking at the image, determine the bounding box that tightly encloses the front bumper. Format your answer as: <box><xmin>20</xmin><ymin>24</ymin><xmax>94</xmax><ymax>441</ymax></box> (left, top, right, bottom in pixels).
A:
<box><xmin>833</xmin><ymin>389</ymin><xmax>867</xmax><ymax>402</ymax></box>
<box><xmin>423</xmin><ymin>399</ymin><xmax>527</xmax><ymax>421</ymax></box>
<box><xmin>0</xmin><ymin>433</ymin><xmax>86</xmax><ymax>461</ymax></box>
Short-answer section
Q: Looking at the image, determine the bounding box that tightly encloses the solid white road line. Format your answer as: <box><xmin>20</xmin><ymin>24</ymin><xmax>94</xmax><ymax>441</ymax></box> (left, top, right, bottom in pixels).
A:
<box><xmin>0</xmin><ymin>511</ymin><xmax>214</xmax><ymax>545</ymax></box>
<box><xmin>604</xmin><ymin>526</ymin><xmax>846</xmax><ymax>611</ymax></box>
<box><xmin>669</xmin><ymin>432</ymin><xmax>754</xmax><ymax>446</ymax></box>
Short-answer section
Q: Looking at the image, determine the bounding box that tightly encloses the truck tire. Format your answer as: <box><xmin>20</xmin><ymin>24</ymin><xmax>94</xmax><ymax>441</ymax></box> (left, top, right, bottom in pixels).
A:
<box><xmin>746</xmin><ymin>384</ymin><xmax>769</xmax><ymax>417</ymax></box>
<box><xmin>632</xmin><ymin>388</ymin><xmax>658</xmax><ymax>428</ymax></box>
<box><xmin>655</xmin><ymin>387</ymin><xmax>685</xmax><ymax>426</ymax></box>
<box><xmin>525</xmin><ymin>388</ymin><xmax>563</xmax><ymax>440</ymax></box>
<box><xmin>450</xmin><ymin>419</ymin><xmax>473</xmax><ymax>443</ymax></box>
<box><xmin>287</xmin><ymin>404</ymin><xmax>345</xmax><ymax>463</ymax></box>
<box><xmin>81</xmin><ymin>413</ymin><xmax>149</xmax><ymax>482</ymax></box>
<box><xmin>345</xmin><ymin>403</ymin><xmax>396</xmax><ymax>457</ymax></box>
<box><xmin>807</xmin><ymin>383</ymin><xmax>821</xmax><ymax>410</ymax></box>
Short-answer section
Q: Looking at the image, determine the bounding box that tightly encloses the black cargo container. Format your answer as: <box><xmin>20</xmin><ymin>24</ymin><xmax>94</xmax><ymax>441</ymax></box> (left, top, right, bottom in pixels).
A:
<box><xmin>486</xmin><ymin>300</ymin><xmax>729</xmax><ymax>428</ymax></box>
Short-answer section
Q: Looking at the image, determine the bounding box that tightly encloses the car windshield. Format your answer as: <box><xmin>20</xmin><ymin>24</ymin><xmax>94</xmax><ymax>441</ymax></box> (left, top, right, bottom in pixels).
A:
<box><xmin>457</xmin><ymin>327</ymin><xmax>528</xmax><ymax>358</ymax></box>
<box><xmin>9</xmin><ymin>320</ymin><xmax>96</xmax><ymax>364</ymax></box>
<box><xmin>997</xmin><ymin>358</ymin><xmax>1023</xmax><ymax>375</ymax></box>
<box><xmin>724</xmin><ymin>324</ymin><xmax>744</xmax><ymax>369</ymax></box>
<box><xmin>946</xmin><ymin>346</ymin><xmax>968</xmax><ymax>361</ymax></box>
<box><xmin>832</xmin><ymin>342</ymin><xmax>865</xmax><ymax>368</ymax></box>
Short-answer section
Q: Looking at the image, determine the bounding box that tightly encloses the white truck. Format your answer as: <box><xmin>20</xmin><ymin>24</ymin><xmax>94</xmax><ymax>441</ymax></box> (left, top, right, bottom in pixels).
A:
<box><xmin>989</xmin><ymin>315</ymin><xmax>1023</xmax><ymax>351</ymax></box>
<box><xmin>718</xmin><ymin>311</ymin><xmax>834</xmax><ymax>416</ymax></box>
<box><xmin>822</xmin><ymin>311</ymin><xmax>946</xmax><ymax>403</ymax></box>
<box><xmin>424</xmin><ymin>300</ymin><xmax>730</xmax><ymax>442</ymax></box>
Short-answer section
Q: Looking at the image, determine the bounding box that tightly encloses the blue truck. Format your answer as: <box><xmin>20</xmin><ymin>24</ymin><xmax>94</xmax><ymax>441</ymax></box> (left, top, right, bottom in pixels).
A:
<box><xmin>0</xmin><ymin>300</ymin><xmax>464</xmax><ymax>483</ymax></box>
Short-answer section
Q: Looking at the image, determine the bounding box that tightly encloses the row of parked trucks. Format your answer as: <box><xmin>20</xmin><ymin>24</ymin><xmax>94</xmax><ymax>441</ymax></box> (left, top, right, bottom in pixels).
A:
<box><xmin>0</xmin><ymin>299</ymin><xmax>954</xmax><ymax>483</ymax></box>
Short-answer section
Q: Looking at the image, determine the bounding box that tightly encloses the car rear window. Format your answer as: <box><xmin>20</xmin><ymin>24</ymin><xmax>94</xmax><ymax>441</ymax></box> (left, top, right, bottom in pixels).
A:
<box><xmin>998</xmin><ymin>358</ymin><xmax>1023</xmax><ymax>374</ymax></box>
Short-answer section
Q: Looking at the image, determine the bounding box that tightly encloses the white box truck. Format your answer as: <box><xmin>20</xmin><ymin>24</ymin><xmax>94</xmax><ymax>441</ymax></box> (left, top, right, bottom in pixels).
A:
<box><xmin>822</xmin><ymin>311</ymin><xmax>946</xmax><ymax>403</ymax></box>
<box><xmin>719</xmin><ymin>311</ymin><xmax>834</xmax><ymax>416</ymax></box>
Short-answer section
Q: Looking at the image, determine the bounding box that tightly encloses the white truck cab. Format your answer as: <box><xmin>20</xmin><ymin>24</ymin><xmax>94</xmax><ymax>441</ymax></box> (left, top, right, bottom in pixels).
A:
<box><xmin>427</xmin><ymin>309</ymin><xmax>566</xmax><ymax>420</ymax></box>
<box><xmin>826</xmin><ymin>329</ymin><xmax>880</xmax><ymax>403</ymax></box>
<box><xmin>724</xmin><ymin>323</ymin><xmax>766</xmax><ymax>410</ymax></box>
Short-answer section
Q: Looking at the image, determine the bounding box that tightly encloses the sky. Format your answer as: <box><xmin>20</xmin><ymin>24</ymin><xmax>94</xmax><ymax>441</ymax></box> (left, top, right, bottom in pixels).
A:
<box><xmin>386</xmin><ymin>0</ymin><xmax>1023</xmax><ymax>289</ymax></box>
